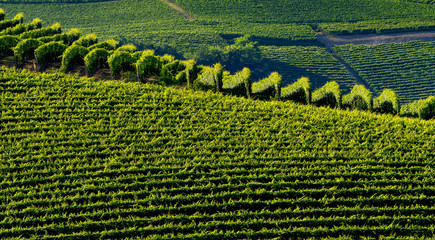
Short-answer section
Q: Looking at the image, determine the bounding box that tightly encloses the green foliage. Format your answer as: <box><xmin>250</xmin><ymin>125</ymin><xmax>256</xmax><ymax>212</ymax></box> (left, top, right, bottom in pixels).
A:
<box><xmin>0</xmin><ymin>18</ymin><xmax>42</xmax><ymax>36</ymax></box>
<box><xmin>13</xmin><ymin>38</ymin><xmax>42</xmax><ymax>65</ymax></box>
<box><xmin>184</xmin><ymin>59</ymin><xmax>199</xmax><ymax>87</ymax></box>
<box><xmin>116</xmin><ymin>43</ymin><xmax>136</xmax><ymax>53</ymax></box>
<box><xmin>332</xmin><ymin>41</ymin><xmax>435</xmax><ymax>104</ymax></box>
<box><xmin>0</xmin><ymin>13</ymin><xmax>23</xmax><ymax>31</ymax></box>
<box><xmin>135</xmin><ymin>50</ymin><xmax>161</xmax><ymax>81</ymax></box>
<box><xmin>252</xmin><ymin>72</ymin><xmax>282</xmax><ymax>100</ymax></box>
<box><xmin>72</xmin><ymin>33</ymin><xmax>98</xmax><ymax>48</ymax></box>
<box><xmin>19</xmin><ymin>22</ymin><xmax>61</xmax><ymax>39</ymax></box>
<box><xmin>1</xmin><ymin>67</ymin><xmax>435</xmax><ymax>239</ymax></box>
<box><xmin>373</xmin><ymin>89</ymin><xmax>400</xmax><ymax>115</ymax></box>
<box><xmin>159</xmin><ymin>54</ymin><xmax>175</xmax><ymax>65</ymax></box>
<box><xmin>401</xmin><ymin>96</ymin><xmax>435</xmax><ymax>120</ymax></box>
<box><xmin>0</xmin><ymin>9</ymin><xmax>4</xmax><ymax>21</ymax></box>
<box><xmin>312</xmin><ymin>81</ymin><xmax>342</xmax><ymax>109</ymax></box>
<box><xmin>195</xmin><ymin>63</ymin><xmax>223</xmax><ymax>92</ymax></box>
<box><xmin>342</xmin><ymin>85</ymin><xmax>373</xmax><ymax>111</ymax></box>
<box><xmin>34</xmin><ymin>41</ymin><xmax>67</xmax><ymax>68</ymax></box>
<box><xmin>107</xmin><ymin>50</ymin><xmax>135</xmax><ymax>79</ymax></box>
<box><xmin>0</xmin><ymin>35</ymin><xmax>19</xmax><ymax>56</ymax></box>
<box><xmin>281</xmin><ymin>77</ymin><xmax>311</xmax><ymax>104</ymax></box>
<box><xmin>88</xmin><ymin>39</ymin><xmax>119</xmax><ymax>51</ymax></box>
<box><xmin>84</xmin><ymin>48</ymin><xmax>110</xmax><ymax>76</ymax></box>
<box><xmin>61</xmin><ymin>45</ymin><xmax>89</xmax><ymax>72</ymax></box>
<box><xmin>223</xmin><ymin>67</ymin><xmax>251</xmax><ymax>98</ymax></box>
<box><xmin>37</xmin><ymin>28</ymin><xmax>81</xmax><ymax>45</ymax></box>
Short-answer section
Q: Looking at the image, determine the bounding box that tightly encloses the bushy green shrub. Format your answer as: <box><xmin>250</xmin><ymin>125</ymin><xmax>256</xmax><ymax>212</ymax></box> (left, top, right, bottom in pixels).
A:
<box><xmin>34</xmin><ymin>41</ymin><xmax>67</xmax><ymax>68</ymax></box>
<box><xmin>61</xmin><ymin>45</ymin><xmax>89</xmax><ymax>72</ymax></box>
<box><xmin>0</xmin><ymin>9</ymin><xmax>4</xmax><ymax>21</ymax></box>
<box><xmin>136</xmin><ymin>50</ymin><xmax>161</xmax><ymax>81</ymax></box>
<box><xmin>252</xmin><ymin>72</ymin><xmax>282</xmax><ymax>100</ymax></box>
<box><xmin>20</xmin><ymin>23</ymin><xmax>61</xmax><ymax>40</ymax></box>
<box><xmin>37</xmin><ymin>28</ymin><xmax>81</xmax><ymax>45</ymax></box>
<box><xmin>195</xmin><ymin>63</ymin><xmax>224</xmax><ymax>92</ymax></box>
<box><xmin>0</xmin><ymin>35</ymin><xmax>20</xmax><ymax>57</ymax></box>
<box><xmin>84</xmin><ymin>48</ymin><xmax>111</xmax><ymax>76</ymax></box>
<box><xmin>175</xmin><ymin>70</ymin><xmax>187</xmax><ymax>83</ymax></box>
<box><xmin>159</xmin><ymin>65</ymin><xmax>174</xmax><ymax>85</ymax></box>
<box><xmin>88</xmin><ymin>39</ymin><xmax>119</xmax><ymax>51</ymax></box>
<box><xmin>13</xmin><ymin>38</ymin><xmax>42</xmax><ymax>65</ymax></box>
<box><xmin>223</xmin><ymin>67</ymin><xmax>252</xmax><ymax>98</ymax></box>
<box><xmin>73</xmin><ymin>33</ymin><xmax>98</xmax><ymax>48</ymax></box>
<box><xmin>0</xmin><ymin>18</ymin><xmax>42</xmax><ymax>36</ymax></box>
<box><xmin>163</xmin><ymin>60</ymin><xmax>185</xmax><ymax>76</ymax></box>
<box><xmin>0</xmin><ymin>13</ymin><xmax>24</xmax><ymax>31</ymax></box>
<box><xmin>108</xmin><ymin>50</ymin><xmax>135</xmax><ymax>79</ymax></box>
<box><xmin>342</xmin><ymin>84</ymin><xmax>373</xmax><ymax>111</ymax></box>
<box><xmin>312</xmin><ymin>81</ymin><xmax>342</xmax><ymax>108</ymax></box>
<box><xmin>184</xmin><ymin>59</ymin><xmax>199</xmax><ymax>87</ymax></box>
<box><xmin>373</xmin><ymin>89</ymin><xmax>400</xmax><ymax>115</ymax></box>
<box><xmin>116</xmin><ymin>44</ymin><xmax>136</xmax><ymax>53</ymax></box>
<box><xmin>401</xmin><ymin>96</ymin><xmax>435</xmax><ymax>120</ymax></box>
<box><xmin>160</xmin><ymin>54</ymin><xmax>175</xmax><ymax>65</ymax></box>
<box><xmin>281</xmin><ymin>77</ymin><xmax>311</xmax><ymax>104</ymax></box>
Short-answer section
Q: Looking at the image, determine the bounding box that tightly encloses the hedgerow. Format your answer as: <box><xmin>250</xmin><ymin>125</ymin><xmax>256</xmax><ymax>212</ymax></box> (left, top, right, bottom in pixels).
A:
<box><xmin>0</xmin><ymin>18</ymin><xmax>42</xmax><ymax>36</ymax></box>
<box><xmin>184</xmin><ymin>59</ymin><xmax>199</xmax><ymax>87</ymax></box>
<box><xmin>61</xmin><ymin>45</ymin><xmax>89</xmax><ymax>72</ymax></box>
<box><xmin>252</xmin><ymin>72</ymin><xmax>282</xmax><ymax>100</ymax></box>
<box><xmin>342</xmin><ymin>84</ymin><xmax>373</xmax><ymax>111</ymax></box>
<box><xmin>88</xmin><ymin>39</ymin><xmax>119</xmax><ymax>51</ymax></box>
<box><xmin>72</xmin><ymin>33</ymin><xmax>98</xmax><ymax>48</ymax></box>
<box><xmin>281</xmin><ymin>76</ymin><xmax>311</xmax><ymax>104</ymax></box>
<box><xmin>108</xmin><ymin>50</ymin><xmax>135</xmax><ymax>79</ymax></box>
<box><xmin>84</xmin><ymin>48</ymin><xmax>111</xmax><ymax>76</ymax></box>
<box><xmin>34</xmin><ymin>41</ymin><xmax>67</xmax><ymax>68</ymax></box>
<box><xmin>0</xmin><ymin>35</ymin><xmax>19</xmax><ymax>57</ymax></box>
<box><xmin>135</xmin><ymin>50</ymin><xmax>161</xmax><ymax>81</ymax></box>
<box><xmin>13</xmin><ymin>38</ymin><xmax>42</xmax><ymax>65</ymax></box>
<box><xmin>0</xmin><ymin>9</ymin><xmax>4</xmax><ymax>21</ymax></box>
<box><xmin>19</xmin><ymin>23</ymin><xmax>61</xmax><ymax>39</ymax></box>
<box><xmin>401</xmin><ymin>96</ymin><xmax>435</xmax><ymax>120</ymax></box>
<box><xmin>223</xmin><ymin>67</ymin><xmax>251</xmax><ymax>98</ymax></box>
<box><xmin>312</xmin><ymin>81</ymin><xmax>342</xmax><ymax>108</ymax></box>
<box><xmin>116</xmin><ymin>44</ymin><xmax>136</xmax><ymax>53</ymax></box>
<box><xmin>38</xmin><ymin>28</ymin><xmax>81</xmax><ymax>45</ymax></box>
<box><xmin>0</xmin><ymin>13</ymin><xmax>23</xmax><ymax>31</ymax></box>
<box><xmin>373</xmin><ymin>89</ymin><xmax>400</xmax><ymax>115</ymax></box>
<box><xmin>195</xmin><ymin>63</ymin><xmax>223</xmax><ymax>92</ymax></box>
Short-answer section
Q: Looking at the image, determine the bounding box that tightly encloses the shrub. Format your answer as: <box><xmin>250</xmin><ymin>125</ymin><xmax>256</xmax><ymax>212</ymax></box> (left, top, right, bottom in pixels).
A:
<box><xmin>401</xmin><ymin>96</ymin><xmax>435</xmax><ymax>120</ymax></box>
<box><xmin>116</xmin><ymin>44</ymin><xmax>136</xmax><ymax>53</ymax></box>
<box><xmin>20</xmin><ymin>23</ymin><xmax>61</xmax><ymax>39</ymax></box>
<box><xmin>342</xmin><ymin>84</ymin><xmax>373</xmax><ymax>111</ymax></box>
<box><xmin>195</xmin><ymin>63</ymin><xmax>224</xmax><ymax>92</ymax></box>
<box><xmin>88</xmin><ymin>39</ymin><xmax>119</xmax><ymax>51</ymax></box>
<box><xmin>61</xmin><ymin>45</ymin><xmax>89</xmax><ymax>72</ymax></box>
<box><xmin>0</xmin><ymin>18</ymin><xmax>42</xmax><ymax>36</ymax></box>
<box><xmin>34</xmin><ymin>41</ymin><xmax>67</xmax><ymax>68</ymax></box>
<box><xmin>312</xmin><ymin>81</ymin><xmax>342</xmax><ymax>108</ymax></box>
<box><xmin>73</xmin><ymin>33</ymin><xmax>98</xmax><ymax>48</ymax></box>
<box><xmin>13</xmin><ymin>38</ymin><xmax>42</xmax><ymax>65</ymax></box>
<box><xmin>160</xmin><ymin>54</ymin><xmax>175</xmax><ymax>65</ymax></box>
<box><xmin>38</xmin><ymin>28</ymin><xmax>81</xmax><ymax>45</ymax></box>
<box><xmin>0</xmin><ymin>9</ymin><xmax>4</xmax><ymax>21</ymax></box>
<box><xmin>84</xmin><ymin>48</ymin><xmax>111</xmax><ymax>76</ymax></box>
<box><xmin>0</xmin><ymin>35</ymin><xmax>20</xmax><ymax>57</ymax></box>
<box><xmin>108</xmin><ymin>50</ymin><xmax>135</xmax><ymax>79</ymax></box>
<box><xmin>252</xmin><ymin>72</ymin><xmax>282</xmax><ymax>100</ymax></box>
<box><xmin>223</xmin><ymin>67</ymin><xmax>252</xmax><ymax>98</ymax></box>
<box><xmin>136</xmin><ymin>50</ymin><xmax>161</xmax><ymax>81</ymax></box>
<box><xmin>0</xmin><ymin>13</ymin><xmax>24</xmax><ymax>31</ymax></box>
<box><xmin>373</xmin><ymin>89</ymin><xmax>400</xmax><ymax>115</ymax></box>
<box><xmin>175</xmin><ymin>70</ymin><xmax>187</xmax><ymax>83</ymax></box>
<box><xmin>163</xmin><ymin>60</ymin><xmax>185</xmax><ymax>76</ymax></box>
<box><xmin>184</xmin><ymin>59</ymin><xmax>199</xmax><ymax>87</ymax></box>
<box><xmin>159</xmin><ymin>65</ymin><xmax>174</xmax><ymax>85</ymax></box>
<box><xmin>281</xmin><ymin>77</ymin><xmax>311</xmax><ymax>104</ymax></box>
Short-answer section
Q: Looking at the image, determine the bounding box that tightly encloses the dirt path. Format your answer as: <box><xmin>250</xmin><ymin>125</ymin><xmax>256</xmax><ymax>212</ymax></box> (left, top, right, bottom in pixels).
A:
<box><xmin>318</xmin><ymin>30</ymin><xmax>435</xmax><ymax>50</ymax></box>
<box><xmin>160</xmin><ymin>0</ymin><xmax>195</xmax><ymax>21</ymax></box>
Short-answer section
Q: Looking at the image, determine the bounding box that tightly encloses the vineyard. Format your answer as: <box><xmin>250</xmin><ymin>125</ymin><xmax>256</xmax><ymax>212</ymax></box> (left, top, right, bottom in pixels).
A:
<box><xmin>1</xmin><ymin>67</ymin><xmax>435</xmax><ymax>239</ymax></box>
<box><xmin>332</xmin><ymin>41</ymin><xmax>435</xmax><ymax>104</ymax></box>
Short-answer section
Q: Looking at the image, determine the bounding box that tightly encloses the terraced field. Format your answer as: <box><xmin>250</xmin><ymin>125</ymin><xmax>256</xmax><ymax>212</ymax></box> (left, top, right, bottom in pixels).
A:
<box><xmin>333</xmin><ymin>41</ymin><xmax>435</xmax><ymax>103</ymax></box>
<box><xmin>1</xmin><ymin>67</ymin><xmax>435</xmax><ymax>239</ymax></box>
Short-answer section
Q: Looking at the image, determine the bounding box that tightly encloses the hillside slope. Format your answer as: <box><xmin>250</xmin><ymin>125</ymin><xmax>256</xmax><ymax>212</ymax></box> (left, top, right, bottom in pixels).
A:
<box><xmin>1</xmin><ymin>67</ymin><xmax>434</xmax><ymax>239</ymax></box>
